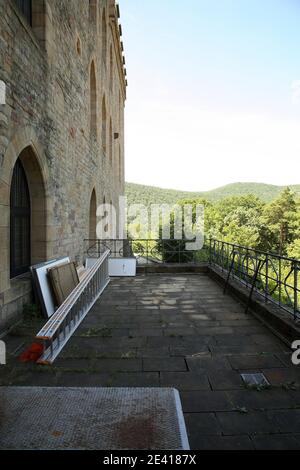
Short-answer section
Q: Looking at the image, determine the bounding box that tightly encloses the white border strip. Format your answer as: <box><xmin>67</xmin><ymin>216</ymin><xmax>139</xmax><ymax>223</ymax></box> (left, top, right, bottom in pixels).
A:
<box><xmin>0</xmin><ymin>80</ymin><xmax>6</xmax><ymax>105</ymax></box>
<box><xmin>173</xmin><ymin>388</ymin><xmax>190</xmax><ymax>450</ymax></box>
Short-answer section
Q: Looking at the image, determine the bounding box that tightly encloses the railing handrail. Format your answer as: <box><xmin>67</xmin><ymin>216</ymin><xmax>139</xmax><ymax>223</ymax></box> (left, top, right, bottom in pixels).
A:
<box><xmin>36</xmin><ymin>250</ymin><xmax>110</xmax><ymax>340</ymax></box>
<box><xmin>209</xmin><ymin>238</ymin><xmax>300</xmax><ymax>264</ymax></box>
<box><xmin>84</xmin><ymin>238</ymin><xmax>198</xmax><ymax>242</ymax></box>
<box><xmin>84</xmin><ymin>238</ymin><xmax>300</xmax><ymax>264</ymax></box>
<box><xmin>209</xmin><ymin>239</ymin><xmax>300</xmax><ymax>320</ymax></box>
<box><xmin>83</xmin><ymin>238</ymin><xmax>299</xmax><ymax>320</ymax></box>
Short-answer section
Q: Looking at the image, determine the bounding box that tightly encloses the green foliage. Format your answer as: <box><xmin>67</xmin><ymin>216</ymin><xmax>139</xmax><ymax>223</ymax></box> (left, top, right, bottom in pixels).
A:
<box><xmin>157</xmin><ymin>210</ymin><xmax>195</xmax><ymax>263</ymax></box>
<box><xmin>261</xmin><ymin>188</ymin><xmax>298</xmax><ymax>255</ymax></box>
<box><xmin>288</xmin><ymin>239</ymin><xmax>300</xmax><ymax>259</ymax></box>
<box><xmin>126</xmin><ymin>182</ymin><xmax>300</xmax><ymax>209</ymax></box>
<box><xmin>126</xmin><ymin>182</ymin><xmax>300</xmax><ymax>263</ymax></box>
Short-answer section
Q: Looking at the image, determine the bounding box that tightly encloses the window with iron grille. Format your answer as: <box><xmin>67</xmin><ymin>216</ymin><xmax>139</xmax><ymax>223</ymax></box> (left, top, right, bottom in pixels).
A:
<box><xmin>14</xmin><ymin>0</ymin><xmax>32</xmax><ymax>26</ymax></box>
<box><xmin>10</xmin><ymin>159</ymin><xmax>31</xmax><ymax>278</ymax></box>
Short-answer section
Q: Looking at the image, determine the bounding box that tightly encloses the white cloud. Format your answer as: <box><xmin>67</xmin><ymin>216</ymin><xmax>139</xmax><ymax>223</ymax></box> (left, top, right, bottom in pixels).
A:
<box><xmin>125</xmin><ymin>103</ymin><xmax>300</xmax><ymax>191</ymax></box>
<box><xmin>291</xmin><ymin>80</ymin><xmax>300</xmax><ymax>106</ymax></box>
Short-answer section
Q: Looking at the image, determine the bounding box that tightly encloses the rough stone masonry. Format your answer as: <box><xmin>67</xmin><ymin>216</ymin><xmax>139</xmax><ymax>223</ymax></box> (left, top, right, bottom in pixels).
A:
<box><xmin>0</xmin><ymin>0</ymin><xmax>127</xmax><ymax>331</ymax></box>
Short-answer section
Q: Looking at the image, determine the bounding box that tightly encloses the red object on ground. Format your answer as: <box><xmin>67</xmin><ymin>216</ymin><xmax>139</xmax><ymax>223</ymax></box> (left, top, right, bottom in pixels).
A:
<box><xmin>19</xmin><ymin>343</ymin><xmax>44</xmax><ymax>363</ymax></box>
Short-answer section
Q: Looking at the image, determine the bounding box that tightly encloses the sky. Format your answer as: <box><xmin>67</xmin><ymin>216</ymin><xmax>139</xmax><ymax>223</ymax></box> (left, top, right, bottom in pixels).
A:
<box><xmin>119</xmin><ymin>0</ymin><xmax>300</xmax><ymax>192</ymax></box>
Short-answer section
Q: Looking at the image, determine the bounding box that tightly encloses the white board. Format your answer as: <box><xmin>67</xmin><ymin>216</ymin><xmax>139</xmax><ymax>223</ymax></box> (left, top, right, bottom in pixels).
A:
<box><xmin>85</xmin><ymin>258</ymin><xmax>98</xmax><ymax>269</ymax></box>
<box><xmin>86</xmin><ymin>258</ymin><xmax>137</xmax><ymax>277</ymax></box>
<box><xmin>31</xmin><ymin>258</ymin><xmax>70</xmax><ymax>318</ymax></box>
<box><xmin>108</xmin><ymin>258</ymin><xmax>137</xmax><ymax>277</ymax></box>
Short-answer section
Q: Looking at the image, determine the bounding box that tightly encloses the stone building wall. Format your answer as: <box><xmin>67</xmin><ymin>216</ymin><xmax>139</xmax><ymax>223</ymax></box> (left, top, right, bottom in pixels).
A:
<box><xmin>0</xmin><ymin>0</ymin><xmax>127</xmax><ymax>331</ymax></box>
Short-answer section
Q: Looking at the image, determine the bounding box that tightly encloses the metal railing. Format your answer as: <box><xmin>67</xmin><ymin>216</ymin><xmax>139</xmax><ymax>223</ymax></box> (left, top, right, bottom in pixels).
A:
<box><xmin>36</xmin><ymin>250</ymin><xmax>110</xmax><ymax>364</ymax></box>
<box><xmin>84</xmin><ymin>238</ymin><xmax>300</xmax><ymax>321</ymax></box>
<box><xmin>209</xmin><ymin>239</ymin><xmax>300</xmax><ymax>320</ymax></box>
<box><xmin>85</xmin><ymin>239</ymin><xmax>209</xmax><ymax>265</ymax></box>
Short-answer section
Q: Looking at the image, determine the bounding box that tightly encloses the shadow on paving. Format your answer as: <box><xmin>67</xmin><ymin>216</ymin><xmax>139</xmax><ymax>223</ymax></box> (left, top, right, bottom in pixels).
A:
<box><xmin>1</xmin><ymin>274</ymin><xmax>300</xmax><ymax>450</ymax></box>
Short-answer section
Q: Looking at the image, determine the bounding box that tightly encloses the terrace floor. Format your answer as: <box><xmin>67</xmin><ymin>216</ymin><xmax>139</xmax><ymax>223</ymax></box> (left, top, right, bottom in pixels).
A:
<box><xmin>2</xmin><ymin>273</ymin><xmax>300</xmax><ymax>450</ymax></box>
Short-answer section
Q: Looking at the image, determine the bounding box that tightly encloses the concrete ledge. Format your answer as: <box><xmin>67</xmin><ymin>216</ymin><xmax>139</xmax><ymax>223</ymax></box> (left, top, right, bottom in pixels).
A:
<box><xmin>208</xmin><ymin>265</ymin><xmax>300</xmax><ymax>346</ymax></box>
<box><xmin>137</xmin><ymin>264</ymin><xmax>209</xmax><ymax>275</ymax></box>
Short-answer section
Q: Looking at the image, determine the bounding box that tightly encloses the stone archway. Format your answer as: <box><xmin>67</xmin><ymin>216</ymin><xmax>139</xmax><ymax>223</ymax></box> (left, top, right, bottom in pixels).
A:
<box><xmin>1</xmin><ymin>126</ymin><xmax>51</xmax><ymax>285</ymax></box>
<box><xmin>9</xmin><ymin>146</ymin><xmax>47</xmax><ymax>277</ymax></box>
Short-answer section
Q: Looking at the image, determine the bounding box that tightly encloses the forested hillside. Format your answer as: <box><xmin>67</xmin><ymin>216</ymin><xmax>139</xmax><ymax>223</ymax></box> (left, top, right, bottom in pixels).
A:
<box><xmin>126</xmin><ymin>182</ymin><xmax>300</xmax><ymax>208</ymax></box>
<box><xmin>126</xmin><ymin>183</ymin><xmax>300</xmax><ymax>259</ymax></box>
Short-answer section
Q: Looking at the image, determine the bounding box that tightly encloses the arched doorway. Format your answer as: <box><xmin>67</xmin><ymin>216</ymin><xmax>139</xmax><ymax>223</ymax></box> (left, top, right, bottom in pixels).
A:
<box><xmin>10</xmin><ymin>146</ymin><xmax>47</xmax><ymax>278</ymax></box>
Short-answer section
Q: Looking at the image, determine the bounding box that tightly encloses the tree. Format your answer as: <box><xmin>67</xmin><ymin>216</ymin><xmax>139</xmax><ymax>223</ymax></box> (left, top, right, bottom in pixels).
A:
<box><xmin>261</xmin><ymin>188</ymin><xmax>298</xmax><ymax>255</ymax></box>
<box><xmin>288</xmin><ymin>239</ymin><xmax>300</xmax><ymax>260</ymax></box>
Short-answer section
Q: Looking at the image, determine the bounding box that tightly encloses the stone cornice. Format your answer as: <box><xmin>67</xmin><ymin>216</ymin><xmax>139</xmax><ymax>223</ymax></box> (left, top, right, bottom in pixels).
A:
<box><xmin>109</xmin><ymin>1</ymin><xmax>127</xmax><ymax>100</ymax></box>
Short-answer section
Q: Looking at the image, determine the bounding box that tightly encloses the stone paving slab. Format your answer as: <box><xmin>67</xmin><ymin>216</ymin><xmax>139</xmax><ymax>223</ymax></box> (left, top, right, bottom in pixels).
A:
<box><xmin>252</xmin><ymin>434</ymin><xmax>300</xmax><ymax>450</ymax></box>
<box><xmin>160</xmin><ymin>372</ymin><xmax>210</xmax><ymax>391</ymax></box>
<box><xmin>262</xmin><ymin>368</ymin><xmax>300</xmax><ymax>386</ymax></box>
<box><xmin>188</xmin><ymin>435</ymin><xmax>254</xmax><ymax>450</ymax></box>
<box><xmin>111</xmin><ymin>372</ymin><xmax>160</xmax><ymax>388</ymax></box>
<box><xmin>275</xmin><ymin>353</ymin><xmax>295</xmax><ymax>367</ymax></box>
<box><xmin>136</xmin><ymin>347</ymin><xmax>171</xmax><ymax>358</ymax></box>
<box><xmin>186</xmin><ymin>355</ymin><xmax>232</xmax><ymax>372</ymax></box>
<box><xmin>129</xmin><ymin>328</ymin><xmax>164</xmax><ymax>337</ymax></box>
<box><xmin>143</xmin><ymin>358</ymin><xmax>187</xmax><ymax>372</ymax></box>
<box><xmin>226</xmin><ymin>389</ymin><xmax>299</xmax><ymax>411</ymax></box>
<box><xmin>269</xmin><ymin>410</ymin><xmax>300</xmax><ymax>433</ymax></box>
<box><xmin>209</xmin><ymin>343</ymin><xmax>284</xmax><ymax>355</ymax></box>
<box><xmin>227</xmin><ymin>354</ymin><xmax>284</xmax><ymax>370</ymax></box>
<box><xmin>2</xmin><ymin>273</ymin><xmax>300</xmax><ymax>450</ymax></box>
<box><xmin>181</xmin><ymin>391</ymin><xmax>234</xmax><ymax>412</ymax></box>
<box><xmin>170</xmin><ymin>345</ymin><xmax>211</xmax><ymax>357</ymax></box>
<box><xmin>216</xmin><ymin>411</ymin><xmax>279</xmax><ymax>435</ymax></box>
<box><xmin>207</xmin><ymin>370</ymin><xmax>245</xmax><ymax>391</ymax></box>
<box><xmin>184</xmin><ymin>413</ymin><xmax>222</xmax><ymax>437</ymax></box>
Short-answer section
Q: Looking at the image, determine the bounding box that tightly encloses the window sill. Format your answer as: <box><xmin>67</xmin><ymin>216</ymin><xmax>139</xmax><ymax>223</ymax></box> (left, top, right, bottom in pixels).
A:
<box><xmin>10</xmin><ymin>272</ymin><xmax>31</xmax><ymax>283</ymax></box>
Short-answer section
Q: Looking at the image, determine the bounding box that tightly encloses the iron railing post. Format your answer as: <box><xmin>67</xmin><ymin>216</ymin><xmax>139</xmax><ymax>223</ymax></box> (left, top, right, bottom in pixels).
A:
<box><xmin>265</xmin><ymin>254</ymin><xmax>269</xmax><ymax>304</ymax></box>
<box><xmin>294</xmin><ymin>261</ymin><xmax>298</xmax><ymax>321</ymax></box>
<box><xmin>82</xmin><ymin>238</ymin><xmax>300</xmax><ymax>321</ymax></box>
<box><xmin>278</xmin><ymin>257</ymin><xmax>281</xmax><ymax>308</ymax></box>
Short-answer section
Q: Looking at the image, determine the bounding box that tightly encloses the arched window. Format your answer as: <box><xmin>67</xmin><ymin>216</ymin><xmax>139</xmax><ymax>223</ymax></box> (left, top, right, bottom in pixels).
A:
<box><xmin>76</xmin><ymin>37</ymin><xmax>81</xmax><ymax>56</ymax></box>
<box><xmin>103</xmin><ymin>196</ymin><xmax>109</xmax><ymax>234</ymax></box>
<box><xmin>101</xmin><ymin>96</ymin><xmax>107</xmax><ymax>154</ymax></box>
<box><xmin>89</xmin><ymin>189</ymin><xmax>97</xmax><ymax>240</ymax></box>
<box><xmin>109</xmin><ymin>45</ymin><xmax>113</xmax><ymax>92</ymax></box>
<box><xmin>90</xmin><ymin>61</ymin><xmax>97</xmax><ymax>138</ymax></box>
<box><xmin>109</xmin><ymin>118</ymin><xmax>113</xmax><ymax>165</ymax></box>
<box><xmin>15</xmin><ymin>1</ymin><xmax>48</xmax><ymax>49</ymax></box>
<box><xmin>102</xmin><ymin>9</ymin><xmax>107</xmax><ymax>66</ymax></box>
<box><xmin>89</xmin><ymin>0</ymin><xmax>97</xmax><ymax>23</ymax></box>
<box><xmin>10</xmin><ymin>147</ymin><xmax>47</xmax><ymax>278</ymax></box>
<box><xmin>10</xmin><ymin>158</ymin><xmax>31</xmax><ymax>278</ymax></box>
<box><xmin>15</xmin><ymin>0</ymin><xmax>32</xmax><ymax>25</ymax></box>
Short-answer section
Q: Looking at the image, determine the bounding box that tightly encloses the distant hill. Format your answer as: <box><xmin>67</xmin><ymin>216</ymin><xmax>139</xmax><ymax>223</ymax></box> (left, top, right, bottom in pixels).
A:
<box><xmin>125</xmin><ymin>182</ymin><xmax>300</xmax><ymax>208</ymax></box>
